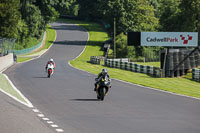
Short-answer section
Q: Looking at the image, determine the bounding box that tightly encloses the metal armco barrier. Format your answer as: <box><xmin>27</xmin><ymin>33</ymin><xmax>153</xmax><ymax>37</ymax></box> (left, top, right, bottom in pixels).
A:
<box><xmin>192</xmin><ymin>68</ymin><xmax>200</xmax><ymax>82</ymax></box>
<box><xmin>90</xmin><ymin>56</ymin><xmax>101</xmax><ymax>64</ymax></box>
<box><xmin>104</xmin><ymin>59</ymin><xmax>161</xmax><ymax>77</ymax></box>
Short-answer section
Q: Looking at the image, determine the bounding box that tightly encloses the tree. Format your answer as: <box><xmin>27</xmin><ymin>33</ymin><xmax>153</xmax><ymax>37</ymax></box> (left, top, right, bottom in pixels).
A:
<box><xmin>115</xmin><ymin>33</ymin><xmax>135</xmax><ymax>58</ymax></box>
<box><xmin>115</xmin><ymin>33</ymin><xmax>128</xmax><ymax>58</ymax></box>
<box><xmin>16</xmin><ymin>19</ymin><xmax>28</xmax><ymax>46</ymax></box>
<box><xmin>21</xmin><ymin>3</ymin><xmax>43</xmax><ymax>38</ymax></box>
<box><xmin>34</xmin><ymin>0</ymin><xmax>59</xmax><ymax>26</ymax></box>
<box><xmin>54</xmin><ymin>0</ymin><xmax>79</xmax><ymax>16</ymax></box>
<box><xmin>179</xmin><ymin>0</ymin><xmax>200</xmax><ymax>32</ymax></box>
<box><xmin>77</xmin><ymin>0</ymin><xmax>99</xmax><ymax>19</ymax></box>
<box><xmin>158</xmin><ymin>0</ymin><xmax>181</xmax><ymax>31</ymax></box>
<box><xmin>0</xmin><ymin>0</ymin><xmax>21</xmax><ymax>38</ymax></box>
<box><xmin>179</xmin><ymin>0</ymin><xmax>200</xmax><ymax>44</ymax></box>
<box><xmin>102</xmin><ymin>0</ymin><xmax>159</xmax><ymax>34</ymax></box>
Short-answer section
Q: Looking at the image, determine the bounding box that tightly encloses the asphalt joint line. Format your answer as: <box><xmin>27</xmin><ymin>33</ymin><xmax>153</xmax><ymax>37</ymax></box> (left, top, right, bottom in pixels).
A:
<box><xmin>32</xmin><ymin>108</ymin><xmax>64</xmax><ymax>132</ymax></box>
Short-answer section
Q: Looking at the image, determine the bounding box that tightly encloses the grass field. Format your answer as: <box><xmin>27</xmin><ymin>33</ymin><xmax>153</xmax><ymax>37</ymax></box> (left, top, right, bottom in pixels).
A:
<box><xmin>57</xmin><ymin>18</ymin><xmax>200</xmax><ymax>98</ymax></box>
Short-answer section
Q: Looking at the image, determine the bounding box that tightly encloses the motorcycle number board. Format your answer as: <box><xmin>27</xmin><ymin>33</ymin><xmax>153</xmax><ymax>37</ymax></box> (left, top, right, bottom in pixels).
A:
<box><xmin>141</xmin><ymin>32</ymin><xmax>198</xmax><ymax>47</ymax></box>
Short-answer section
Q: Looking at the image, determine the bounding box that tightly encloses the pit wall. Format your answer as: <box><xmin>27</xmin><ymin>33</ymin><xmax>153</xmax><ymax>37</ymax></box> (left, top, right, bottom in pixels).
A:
<box><xmin>0</xmin><ymin>53</ymin><xmax>14</xmax><ymax>72</ymax></box>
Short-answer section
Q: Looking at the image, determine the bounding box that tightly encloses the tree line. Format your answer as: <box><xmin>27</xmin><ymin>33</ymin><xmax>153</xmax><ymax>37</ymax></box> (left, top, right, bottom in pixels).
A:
<box><xmin>0</xmin><ymin>0</ymin><xmax>199</xmax><ymax>56</ymax></box>
<box><xmin>74</xmin><ymin>0</ymin><xmax>200</xmax><ymax>59</ymax></box>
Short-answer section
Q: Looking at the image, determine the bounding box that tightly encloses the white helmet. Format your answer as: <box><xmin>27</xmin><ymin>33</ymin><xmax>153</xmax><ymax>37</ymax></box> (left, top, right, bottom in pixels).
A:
<box><xmin>50</xmin><ymin>58</ymin><xmax>54</xmax><ymax>62</ymax></box>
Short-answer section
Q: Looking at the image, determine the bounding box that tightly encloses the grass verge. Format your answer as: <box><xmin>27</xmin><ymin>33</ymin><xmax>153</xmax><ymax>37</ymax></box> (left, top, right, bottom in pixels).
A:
<box><xmin>58</xmin><ymin>18</ymin><xmax>200</xmax><ymax>99</ymax></box>
<box><xmin>0</xmin><ymin>74</ymin><xmax>26</xmax><ymax>103</ymax></box>
<box><xmin>17</xmin><ymin>57</ymin><xmax>32</xmax><ymax>63</ymax></box>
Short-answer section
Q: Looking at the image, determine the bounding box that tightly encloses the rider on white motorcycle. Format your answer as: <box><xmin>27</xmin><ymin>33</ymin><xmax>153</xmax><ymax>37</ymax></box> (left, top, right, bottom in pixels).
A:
<box><xmin>45</xmin><ymin>58</ymin><xmax>56</xmax><ymax>71</ymax></box>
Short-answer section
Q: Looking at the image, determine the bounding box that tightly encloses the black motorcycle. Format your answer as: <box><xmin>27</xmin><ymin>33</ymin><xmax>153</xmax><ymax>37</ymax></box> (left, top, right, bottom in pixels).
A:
<box><xmin>95</xmin><ymin>75</ymin><xmax>111</xmax><ymax>101</ymax></box>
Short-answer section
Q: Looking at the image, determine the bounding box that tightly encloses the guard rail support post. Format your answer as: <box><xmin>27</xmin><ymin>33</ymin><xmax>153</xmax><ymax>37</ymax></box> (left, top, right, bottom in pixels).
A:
<box><xmin>141</xmin><ymin>65</ymin><xmax>144</xmax><ymax>73</ymax></box>
<box><xmin>125</xmin><ymin>62</ymin><xmax>128</xmax><ymax>70</ymax></box>
<box><xmin>135</xmin><ymin>64</ymin><xmax>137</xmax><ymax>72</ymax></box>
<box><xmin>122</xmin><ymin>62</ymin><xmax>125</xmax><ymax>70</ymax></box>
<box><xmin>149</xmin><ymin>66</ymin><xmax>154</xmax><ymax>75</ymax></box>
<box><xmin>147</xmin><ymin>66</ymin><xmax>150</xmax><ymax>75</ymax></box>
<box><xmin>120</xmin><ymin>61</ymin><xmax>123</xmax><ymax>69</ymax></box>
<box><xmin>137</xmin><ymin>64</ymin><xmax>141</xmax><ymax>73</ymax></box>
<box><xmin>143</xmin><ymin>66</ymin><xmax>147</xmax><ymax>74</ymax></box>
<box><xmin>111</xmin><ymin>60</ymin><xmax>114</xmax><ymax>68</ymax></box>
<box><xmin>192</xmin><ymin>68</ymin><xmax>200</xmax><ymax>82</ymax></box>
<box><xmin>153</xmin><ymin>67</ymin><xmax>161</xmax><ymax>77</ymax></box>
<box><xmin>130</xmin><ymin>63</ymin><xmax>132</xmax><ymax>71</ymax></box>
<box><xmin>104</xmin><ymin>59</ymin><xmax>107</xmax><ymax>66</ymax></box>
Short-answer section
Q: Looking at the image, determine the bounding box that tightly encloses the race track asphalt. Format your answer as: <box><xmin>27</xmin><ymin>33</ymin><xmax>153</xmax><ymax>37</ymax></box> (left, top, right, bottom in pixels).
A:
<box><xmin>4</xmin><ymin>21</ymin><xmax>200</xmax><ymax>133</ymax></box>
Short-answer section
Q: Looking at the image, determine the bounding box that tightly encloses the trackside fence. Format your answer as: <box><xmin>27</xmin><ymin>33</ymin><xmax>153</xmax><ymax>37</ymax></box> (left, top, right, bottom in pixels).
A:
<box><xmin>90</xmin><ymin>56</ymin><xmax>161</xmax><ymax>77</ymax></box>
<box><xmin>192</xmin><ymin>68</ymin><xmax>200</xmax><ymax>82</ymax></box>
<box><xmin>104</xmin><ymin>59</ymin><xmax>161</xmax><ymax>77</ymax></box>
<box><xmin>90</xmin><ymin>56</ymin><xmax>100</xmax><ymax>64</ymax></box>
<box><xmin>90</xmin><ymin>56</ymin><xmax>106</xmax><ymax>65</ymax></box>
<box><xmin>13</xmin><ymin>32</ymin><xmax>46</xmax><ymax>55</ymax></box>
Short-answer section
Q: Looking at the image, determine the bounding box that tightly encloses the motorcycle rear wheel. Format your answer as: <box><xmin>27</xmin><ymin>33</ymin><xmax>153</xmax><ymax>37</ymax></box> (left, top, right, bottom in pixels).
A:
<box><xmin>48</xmin><ymin>70</ymin><xmax>51</xmax><ymax>78</ymax></box>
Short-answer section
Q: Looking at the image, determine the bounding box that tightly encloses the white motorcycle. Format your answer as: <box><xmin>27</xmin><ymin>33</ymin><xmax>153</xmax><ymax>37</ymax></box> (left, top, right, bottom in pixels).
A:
<box><xmin>46</xmin><ymin>63</ymin><xmax>54</xmax><ymax>78</ymax></box>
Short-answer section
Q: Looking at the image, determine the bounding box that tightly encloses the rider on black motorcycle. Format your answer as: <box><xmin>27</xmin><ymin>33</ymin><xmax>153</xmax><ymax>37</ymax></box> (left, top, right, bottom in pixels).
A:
<box><xmin>94</xmin><ymin>68</ymin><xmax>111</xmax><ymax>95</ymax></box>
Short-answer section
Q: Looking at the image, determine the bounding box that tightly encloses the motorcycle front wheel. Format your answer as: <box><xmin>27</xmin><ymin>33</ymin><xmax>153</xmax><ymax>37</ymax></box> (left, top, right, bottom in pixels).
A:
<box><xmin>98</xmin><ymin>87</ymin><xmax>105</xmax><ymax>101</ymax></box>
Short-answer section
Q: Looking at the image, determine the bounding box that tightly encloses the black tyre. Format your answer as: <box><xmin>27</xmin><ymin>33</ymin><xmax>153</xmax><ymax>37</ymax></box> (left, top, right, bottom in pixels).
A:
<box><xmin>99</xmin><ymin>87</ymin><xmax>104</xmax><ymax>101</ymax></box>
<box><xmin>97</xmin><ymin>89</ymin><xmax>100</xmax><ymax>100</ymax></box>
<box><xmin>48</xmin><ymin>71</ymin><xmax>51</xmax><ymax>78</ymax></box>
<box><xmin>97</xmin><ymin>95</ymin><xmax>100</xmax><ymax>100</ymax></box>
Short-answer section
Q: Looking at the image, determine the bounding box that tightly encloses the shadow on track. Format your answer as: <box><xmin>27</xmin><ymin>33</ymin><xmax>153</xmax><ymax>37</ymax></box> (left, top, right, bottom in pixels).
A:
<box><xmin>70</xmin><ymin>99</ymin><xmax>98</xmax><ymax>101</ymax></box>
<box><xmin>32</xmin><ymin>76</ymin><xmax>48</xmax><ymax>78</ymax></box>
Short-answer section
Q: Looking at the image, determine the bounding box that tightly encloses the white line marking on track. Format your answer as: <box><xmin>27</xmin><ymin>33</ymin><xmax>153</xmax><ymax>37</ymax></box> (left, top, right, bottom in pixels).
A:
<box><xmin>42</xmin><ymin>118</ymin><xmax>50</xmax><ymax>121</ymax></box>
<box><xmin>32</xmin><ymin>109</ymin><xmax>39</xmax><ymax>113</ymax></box>
<box><xmin>56</xmin><ymin>129</ymin><xmax>64</xmax><ymax>132</ymax></box>
<box><xmin>38</xmin><ymin>114</ymin><xmax>44</xmax><ymax>117</ymax></box>
<box><xmin>51</xmin><ymin>124</ymin><xmax>58</xmax><ymax>128</ymax></box>
<box><xmin>47</xmin><ymin>121</ymin><xmax>54</xmax><ymax>124</ymax></box>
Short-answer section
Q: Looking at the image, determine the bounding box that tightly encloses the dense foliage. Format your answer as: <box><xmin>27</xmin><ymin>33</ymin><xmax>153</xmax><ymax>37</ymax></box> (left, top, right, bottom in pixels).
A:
<box><xmin>74</xmin><ymin>0</ymin><xmax>200</xmax><ymax>60</ymax></box>
<box><xmin>0</xmin><ymin>0</ymin><xmax>199</xmax><ymax>54</ymax></box>
<box><xmin>0</xmin><ymin>0</ymin><xmax>59</xmax><ymax>49</ymax></box>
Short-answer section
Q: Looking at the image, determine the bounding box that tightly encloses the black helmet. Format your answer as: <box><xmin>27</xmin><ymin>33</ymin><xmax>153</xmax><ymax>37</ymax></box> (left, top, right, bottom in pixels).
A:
<box><xmin>102</xmin><ymin>68</ymin><xmax>108</xmax><ymax>75</ymax></box>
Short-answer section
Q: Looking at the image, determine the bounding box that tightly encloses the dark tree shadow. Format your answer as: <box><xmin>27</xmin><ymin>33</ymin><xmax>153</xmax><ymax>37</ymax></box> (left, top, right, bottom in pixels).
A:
<box><xmin>53</xmin><ymin>40</ymin><xmax>104</xmax><ymax>47</ymax></box>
